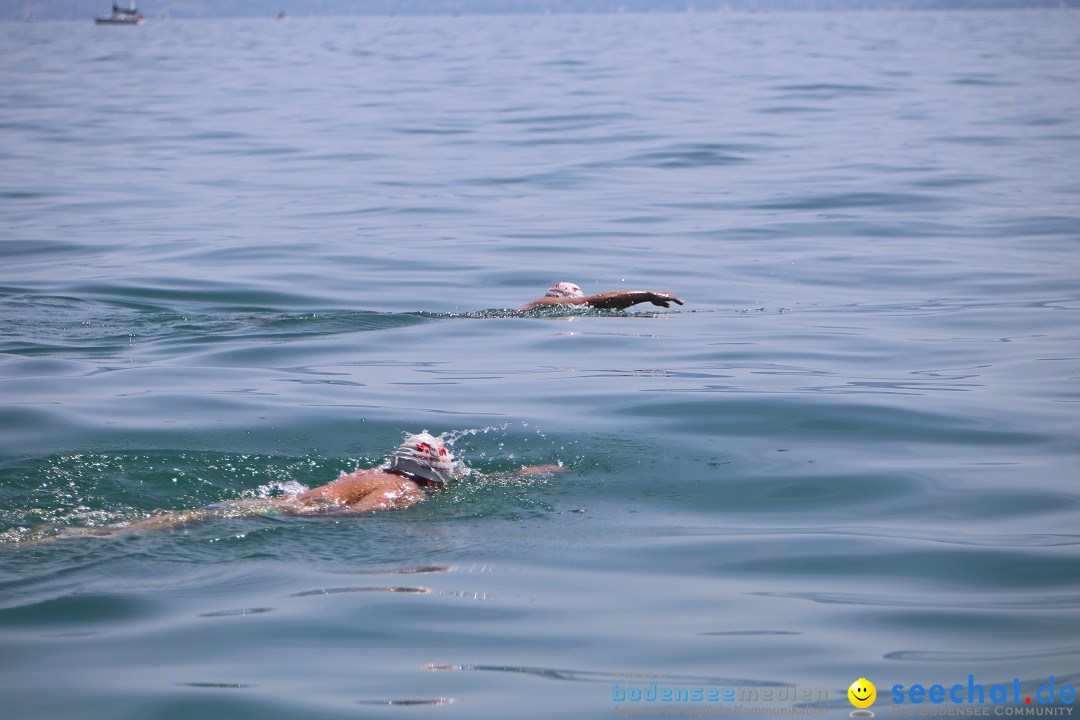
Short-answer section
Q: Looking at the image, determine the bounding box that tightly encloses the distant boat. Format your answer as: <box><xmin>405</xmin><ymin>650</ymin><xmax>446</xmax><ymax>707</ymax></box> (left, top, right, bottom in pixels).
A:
<box><xmin>95</xmin><ymin>2</ymin><xmax>145</xmax><ymax>25</ymax></box>
<box><xmin>277</xmin><ymin>11</ymin><xmax>289</xmax><ymax>20</ymax></box>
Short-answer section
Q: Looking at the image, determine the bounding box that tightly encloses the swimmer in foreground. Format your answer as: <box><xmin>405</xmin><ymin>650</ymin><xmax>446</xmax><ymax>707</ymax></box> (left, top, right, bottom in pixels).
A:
<box><xmin>49</xmin><ymin>433</ymin><xmax>562</xmax><ymax>540</ymax></box>
<box><xmin>517</xmin><ymin>282</ymin><xmax>684</xmax><ymax>312</ymax></box>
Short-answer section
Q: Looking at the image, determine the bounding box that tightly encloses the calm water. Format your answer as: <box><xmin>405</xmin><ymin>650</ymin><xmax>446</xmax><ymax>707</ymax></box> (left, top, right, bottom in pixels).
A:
<box><xmin>2</xmin><ymin>10</ymin><xmax>1079</xmax><ymax>719</ymax></box>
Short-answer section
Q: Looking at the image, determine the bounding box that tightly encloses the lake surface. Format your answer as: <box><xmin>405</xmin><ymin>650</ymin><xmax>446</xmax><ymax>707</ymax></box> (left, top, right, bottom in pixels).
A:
<box><xmin>1</xmin><ymin>10</ymin><xmax>1079</xmax><ymax>719</ymax></box>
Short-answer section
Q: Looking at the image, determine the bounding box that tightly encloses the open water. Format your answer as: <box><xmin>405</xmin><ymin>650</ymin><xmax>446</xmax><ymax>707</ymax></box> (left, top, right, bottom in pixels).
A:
<box><xmin>1</xmin><ymin>10</ymin><xmax>1079</xmax><ymax>720</ymax></box>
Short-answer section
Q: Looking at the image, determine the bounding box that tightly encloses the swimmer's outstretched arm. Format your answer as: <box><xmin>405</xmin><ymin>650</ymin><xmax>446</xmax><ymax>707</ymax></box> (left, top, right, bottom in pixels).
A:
<box><xmin>23</xmin><ymin>465</ymin><xmax>567</xmax><ymax>543</ymax></box>
<box><xmin>517</xmin><ymin>290</ymin><xmax>684</xmax><ymax>312</ymax></box>
<box><xmin>581</xmin><ymin>291</ymin><xmax>684</xmax><ymax>310</ymax></box>
<box><xmin>103</xmin><ymin>465</ymin><xmax>563</xmax><ymax>531</ymax></box>
<box><xmin>32</xmin><ymin>506</ymin><xmax>222</xmax><ymax>541</ymax></box>
<box><xmin>515</xmin><ymin>464</ymin><xmax>566</xmax><ymax>475</ymax></box>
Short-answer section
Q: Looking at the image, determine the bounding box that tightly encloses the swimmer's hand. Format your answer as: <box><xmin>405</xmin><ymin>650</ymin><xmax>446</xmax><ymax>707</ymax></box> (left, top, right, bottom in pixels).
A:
<box><xmin>644</xmin><ymin>291</ymin><xmax>684</xmax><ymax>308</ymax></box>
<box><xmin>515</xmin><ymin>464</ymin><xmax>568</xmax><ymax>476</ymax></box>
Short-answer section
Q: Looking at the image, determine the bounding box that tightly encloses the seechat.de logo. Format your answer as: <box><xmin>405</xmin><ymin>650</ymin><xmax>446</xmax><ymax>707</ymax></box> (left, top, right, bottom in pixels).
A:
<box><xmin>891</xmin><ymin>676</ymin><xmax>1076</xmax><ymax>707</ymax></box>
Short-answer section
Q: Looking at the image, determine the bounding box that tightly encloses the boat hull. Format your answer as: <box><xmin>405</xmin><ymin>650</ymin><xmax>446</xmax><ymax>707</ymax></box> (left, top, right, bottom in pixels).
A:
<box><xmin>95</xmin><ymin>12</ymin><xmax>144</xmax><ymax>24</ymax></box>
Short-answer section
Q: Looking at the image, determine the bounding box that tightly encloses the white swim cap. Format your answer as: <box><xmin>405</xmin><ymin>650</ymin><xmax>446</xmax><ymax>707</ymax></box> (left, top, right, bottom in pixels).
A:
<box><xmin>389</xmin><ymin>433</ymin><xmax>456</xmax><ymax>486</ymax></box>
<box><xmin>545</xmin><ymin>282</ymin><xmax>584</xmax><ymax>299</ymax></box>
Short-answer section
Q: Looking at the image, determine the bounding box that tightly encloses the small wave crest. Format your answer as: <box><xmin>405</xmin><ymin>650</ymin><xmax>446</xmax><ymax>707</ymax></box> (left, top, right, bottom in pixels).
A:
<box><xmin>254</xmin><ymin>480</ymin><xmax>310</xmax><ymax>499</ymax></box>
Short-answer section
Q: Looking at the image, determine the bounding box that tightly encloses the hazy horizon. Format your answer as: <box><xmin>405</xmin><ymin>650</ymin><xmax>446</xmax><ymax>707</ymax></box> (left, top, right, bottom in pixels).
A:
<box><xmin>5</xmin><ymin>0</ymin><xmax>1077</xmax><ymax>21</ymax></box>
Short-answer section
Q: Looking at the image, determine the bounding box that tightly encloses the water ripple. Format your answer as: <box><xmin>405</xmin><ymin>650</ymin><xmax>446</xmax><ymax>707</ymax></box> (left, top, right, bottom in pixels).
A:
<box><xmin>885</xmin><ymin>646</ymin><xmax>1080</xmax><ymax>663</ymax></box>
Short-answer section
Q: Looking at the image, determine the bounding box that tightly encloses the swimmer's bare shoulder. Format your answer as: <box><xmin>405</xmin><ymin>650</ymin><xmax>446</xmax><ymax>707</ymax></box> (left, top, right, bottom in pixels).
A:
<box><xmin>296</xmin><ymin>469</ymin><xmax>426</xmax><ymax>513</ymax></box>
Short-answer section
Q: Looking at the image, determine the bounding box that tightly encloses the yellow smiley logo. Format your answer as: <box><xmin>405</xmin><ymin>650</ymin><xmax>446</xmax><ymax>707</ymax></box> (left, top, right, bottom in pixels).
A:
<box><xmin>848</xmin><ymin>678</ymin><xmax>877</xmax><ymax>709</ymax></box>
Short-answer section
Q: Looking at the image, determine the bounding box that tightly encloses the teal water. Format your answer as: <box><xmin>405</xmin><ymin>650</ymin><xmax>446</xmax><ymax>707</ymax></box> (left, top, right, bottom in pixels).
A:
<box><xmin>2</xmin><ymin>11</ymin><xmax>1079</xmax><ymax>719</ymax></box>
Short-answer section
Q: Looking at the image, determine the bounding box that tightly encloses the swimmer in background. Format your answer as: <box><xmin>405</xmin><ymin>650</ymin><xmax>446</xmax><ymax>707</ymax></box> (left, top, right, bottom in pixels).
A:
<box><xmin>517</xmin><ymin>282</ymin><xmax>684</xmax><ymax>312</ymax></box>
<box><xmin>52</xmin><ymin>433</ymin><xmax>562</xmax><ymax>539</ymax></box>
